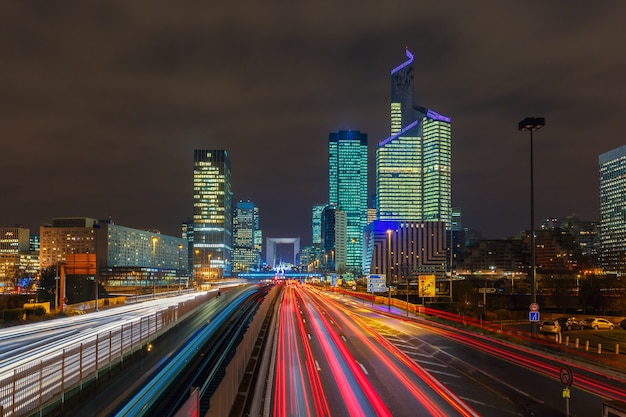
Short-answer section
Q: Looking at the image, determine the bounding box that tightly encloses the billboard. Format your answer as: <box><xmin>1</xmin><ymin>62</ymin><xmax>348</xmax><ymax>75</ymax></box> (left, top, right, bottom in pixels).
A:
<box><xmin>418</xmin><ymin>274</ymin><xmax>436</xmax><ymax>297</ymax></box>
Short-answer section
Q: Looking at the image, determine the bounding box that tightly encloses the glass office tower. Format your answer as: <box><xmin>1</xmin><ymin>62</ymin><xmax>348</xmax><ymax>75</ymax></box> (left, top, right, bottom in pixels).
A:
<box><xmin>377</xmin><ymin>48</ymin><xmax>451</xmax><ymax>225</ymax></box>
<box><xmin>421</xmin><ymin>108</ymin><xmax>452</xmax><ymax>224</ymax></box>
<box><xmin>377</xmin><ymin>122</ymin><xmax>422</xmax><ymax>221</ymax></box>
<box><xmin>599</xmin><ymin>145</ymin><xmax>626</xmax><ymax>272</ymax></box>
<box><xmin>328</xmin><ymin>130</ymin><xmax>368</xmax><ymax>274</ymax></box>
<box><xmin>312</xmin><ymin>204</ymin><xmax>327</xmax><ymax>246</ymax></box>
<box><xmin>193</xmin><ymin>150</ymin><xmax>232</xmax><ymax>281</ymax></box>
<box><xmin>232</xmin><ymin>200</ymin><xmax>261</xmax><ymax>272</ymax></box>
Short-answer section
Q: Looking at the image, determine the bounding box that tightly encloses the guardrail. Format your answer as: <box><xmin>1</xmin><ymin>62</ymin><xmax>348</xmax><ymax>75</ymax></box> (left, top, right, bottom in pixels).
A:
<box><xmin>0</xmin><ymin>291</ymin><xmax>215</xmax><ymax>417</ymax></box>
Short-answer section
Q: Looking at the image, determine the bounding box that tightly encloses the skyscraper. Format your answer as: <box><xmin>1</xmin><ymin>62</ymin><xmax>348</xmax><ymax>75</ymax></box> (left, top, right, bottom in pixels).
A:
<box><xmin>328</xmin><ymin>130</ymin><xmax>368</xmax><ymax>273</ymax></box>
<box><xmin>193</xmin><ymin>150</ymin><xmax>232</xmax><ymax>281</ymax></box>
<box><xmin>232</xmin><ymin>200</ymin><xmax>262</xmax><ymax>272</ymax></box>
<box><xmin>599</xmin><ymin>145</ymin><xmax>626</xmax><ymax>272</ymax></box>
<box><xmin>376</xmin><ymin>48</ymin><xmax>452</xmax><ymax>225</ymax></box>
<box><xmin>311</xmin><ymin>203</ymin><xmax>327</xmax><ymax>246</ymax></box>
<box><xmin>321</xmin><ymin>205</ymin><xmax>347</xmax><ymax>273</ymax></box>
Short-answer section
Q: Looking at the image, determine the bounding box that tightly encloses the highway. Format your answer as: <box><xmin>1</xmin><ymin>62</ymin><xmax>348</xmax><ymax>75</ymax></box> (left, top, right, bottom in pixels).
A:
<box><xmin>2</xmin><ymin>281</ymin><xmax>625</xmax><ymax>417</ymax></box>
<box><xmin>271</xmin><ymin>282</ymin><xmax>626</xmax><ymax>417</ymax></box>
<box><xmin>271</xmin><ymin>282</ymin><xmax>479</xmax><ymax>416</ymax></box>
<box><xmin>0</xmin><ymin>289</ymin><xmax>225</xmax><ymax>416</ymax></box>
<box><xmin>0</xmin><ymin>291</ymin><xmax>207</xmax><ymax>377</ymax></box>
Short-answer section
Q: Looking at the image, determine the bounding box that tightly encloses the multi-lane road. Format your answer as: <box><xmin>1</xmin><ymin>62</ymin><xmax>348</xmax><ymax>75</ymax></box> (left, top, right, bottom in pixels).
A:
<box><xmin>2</xmin><ymin>282</ymin><xmax>625</xmax><ymax>417</ymax></box>
<box><xmin>270</xmin><ymin>282</ymin><xmax>626</xmax><ymax>417</ymax></box>
<box><xmin>0</xmin><ymin>290</ymin><xmax>221</xmax><ymax>416</ymax></box>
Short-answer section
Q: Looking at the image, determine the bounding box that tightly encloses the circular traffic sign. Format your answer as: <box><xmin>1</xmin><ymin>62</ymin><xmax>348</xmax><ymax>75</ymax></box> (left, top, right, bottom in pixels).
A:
<box><xmin>559</xmin><ymin>366</ymin><xmax>574</xmax><ymax>387</ymax></box>
<box><xmin>530</xmin><ymin>302</ymin><xmax>540</xmax><ymax>312</ymax></box>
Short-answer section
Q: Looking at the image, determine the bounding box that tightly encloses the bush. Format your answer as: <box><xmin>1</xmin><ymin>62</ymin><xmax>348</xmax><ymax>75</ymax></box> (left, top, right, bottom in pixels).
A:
<box><xmin>1</xmin><ymin>309</ymin><xmax>24</xmax><ymax>321</ymax></box>
<box><xmin>493</xmin><ymin>309</ymin><xmax>512</xmax><ymax>320</ymax></box>
<box><xmin>24</xmin><ymin>306</ymin><xmax>47</xmax><ymax>317</ymax></box>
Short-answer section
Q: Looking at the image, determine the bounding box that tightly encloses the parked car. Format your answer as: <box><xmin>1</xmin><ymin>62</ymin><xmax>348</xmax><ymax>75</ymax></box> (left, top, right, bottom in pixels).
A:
<box><xmin>540</xmin><ymin>320</ymin><xmax>561</xmax><ymax>334</ymax></box>
<box><xmin>580</xmin><ymin>317</ymin><xmax>615</xmax><ymax>330</ymax></box>
<box><xmin>619</xmin><ymin>318</ymin><xmax>626</xmax><ymax>330</ymax></box>
<box><xmin>556</xmin><ymin>316</ymin><xmax>582</xmax><ymax>331</ymax></box>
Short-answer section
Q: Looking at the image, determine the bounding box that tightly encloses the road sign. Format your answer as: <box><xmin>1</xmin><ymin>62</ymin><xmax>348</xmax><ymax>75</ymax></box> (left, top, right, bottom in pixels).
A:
<box><xmin>479</xmin><ymin>288</ymin><xmax>497</xmax><ymax>293</ymax></box>
<box><xmin>530</xmin><ymin>302</ymin><xmax>540</xmax><ymax>311</ymax></box>
<box><xmin>367</xmin><ymin>275</ymin><xmax>387</xmax><ymax>293</ymax></box>
<box><xmin>559</xmin><ymin>366</ymin><xmax>574</xmax><ymax>387</ymax></box>
<box><xmin>529</xmin><ymin>311</ymin><xmax>540</xmax><ymax>322</ymax></box>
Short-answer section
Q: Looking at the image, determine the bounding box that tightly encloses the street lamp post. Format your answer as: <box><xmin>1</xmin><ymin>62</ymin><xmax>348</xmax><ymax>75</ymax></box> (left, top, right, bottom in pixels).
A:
<box><xmin>151</xmin><ymin>236</ymin><xmax>158</xmax><ymax>298</ymax></box>
<box><xmin>519</xmin><ymin>117</ymin><xmax>545</xmax><ymax>337</ymax></box>
<box><xmin>208</xmin><ymin>253</ymin><xmax>212</xmax><ymax>283</ymax></box>
<box><xmin>177</xmin><ymin>244</ymin><xmax>183</xmax><ymax>293</ymax></box>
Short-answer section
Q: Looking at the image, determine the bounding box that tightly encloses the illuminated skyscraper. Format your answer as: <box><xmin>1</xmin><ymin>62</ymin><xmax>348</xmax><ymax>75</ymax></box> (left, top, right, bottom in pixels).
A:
<box><xmin>328</xmin><ymin>130</ymin><xmax>368</xmax><ymax>273</ymax></box>
<box><xmin>193</xmin><ymin>150</ymin><xmax>232</xmax><ymax>281</ymax></box>
<box><xmin>599</xmin><ymin>145</ymin><xmax>626</xmax><ymax>272</ymax></box>
<box><xmin>321</xmin><ymin>205</ymin><xmax>347</xmax><ymax>273</ymax></box>
<box><xmin>312</xmin><ymin>203</ymin><xmax>327</xmax><ymax>246</ymax></box>
<box><xmin>232</xmin><ymin>200</ymin><xmax>262</xmax><ymax>272</ymax></box>
<box><xmin>377</xmin><ymin>48</ymin><xmax>451</xmax><ymax>225</ymax></box>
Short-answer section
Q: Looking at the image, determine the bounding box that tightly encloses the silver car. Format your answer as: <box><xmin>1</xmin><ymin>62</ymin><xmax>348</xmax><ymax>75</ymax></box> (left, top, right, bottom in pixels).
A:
<box><xmin>580</xmin><ymin>317</ymin><xmax>615</xmax><ymax>330</ymax></box>
<box><xmin>540</xmin><ymin>320</ymin><xmax>561</xmax><ymax>334</ymax></box>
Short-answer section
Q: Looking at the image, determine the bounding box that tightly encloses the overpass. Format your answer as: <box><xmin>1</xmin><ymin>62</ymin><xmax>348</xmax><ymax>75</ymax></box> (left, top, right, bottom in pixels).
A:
<box><xmin>237</xmin><ymin>271</ymin><xmax>322</xmax><ymax>280</ymax></box>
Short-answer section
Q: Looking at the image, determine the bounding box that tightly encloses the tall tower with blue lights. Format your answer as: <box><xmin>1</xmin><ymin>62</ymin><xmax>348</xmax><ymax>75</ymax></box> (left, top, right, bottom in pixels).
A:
<box><xmin>376</xmin><ymin>48</ymin><xmax>451</xmax><ymax>225</ymax></box>
<box><xmin>328</xmin><ymin>130</ymin><xmax>368</xmax><ymax>274</ymax></box>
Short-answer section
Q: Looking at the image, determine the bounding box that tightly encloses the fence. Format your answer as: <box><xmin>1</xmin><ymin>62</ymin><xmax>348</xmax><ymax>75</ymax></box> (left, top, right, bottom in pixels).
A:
<box><xmin>0</xmin><ymin>291</ymin><xmax>214</xmax><ymax>417</ymax></box>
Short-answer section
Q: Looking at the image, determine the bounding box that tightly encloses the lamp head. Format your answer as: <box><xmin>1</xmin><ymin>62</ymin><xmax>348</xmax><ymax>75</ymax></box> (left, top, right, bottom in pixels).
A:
<box><xmin>518</xmin><ymin>117</ymin><xmax>545</xmax><ymax>131</ymax></box>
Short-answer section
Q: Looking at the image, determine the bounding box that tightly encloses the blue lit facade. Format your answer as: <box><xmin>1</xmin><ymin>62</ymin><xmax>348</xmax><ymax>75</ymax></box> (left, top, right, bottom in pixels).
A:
<box><xmin>599</xmin><ymin>145</ymin><xmax>626</xmax><ymax>272</ymax></box>
<box><xmin>363</xmin><ymin>220</ymin><xmax>447</xmax><ymax>285</ymax></box>
<box><xmin>193</xmin><ymin>150</ymin><xmax>233</xmax><ymax>281</ymax></box>
<box><xmin>328</xmin><ymin>130</ymin><xmax>368</xmax><ymax>274</ymax></box>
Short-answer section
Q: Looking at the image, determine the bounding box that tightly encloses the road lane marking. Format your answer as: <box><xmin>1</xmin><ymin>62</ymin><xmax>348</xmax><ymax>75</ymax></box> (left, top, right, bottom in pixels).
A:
<box><xmin>357</xmin><ymin>361</ymin><xmax>369</xmax><ymax>374</ymax></box>
<box><xmin>422</xmin><ymin>368</ymin><xmax>461</xmax><ymax>378</ymax></box>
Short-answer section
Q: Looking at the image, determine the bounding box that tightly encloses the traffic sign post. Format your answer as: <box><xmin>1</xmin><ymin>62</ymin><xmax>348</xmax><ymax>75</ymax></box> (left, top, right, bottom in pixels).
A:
<box><xmin>559</xmin><ymin>366</ymin><xmax>574</xmax><ymax>417</ymax></box>
<box><xmin>367</xmin><ymin>275</ymin><xmax>387</xmax><ymax>306</ymax></box>
<box><xmin>367</xmin><ymin>275</ymin><xmax>387</xmax><ymax>293</ymax></box>
<box><xmin>529</xmin><ymin>303</ymin><xmax>540</xmax><ymax>338</ymax></box>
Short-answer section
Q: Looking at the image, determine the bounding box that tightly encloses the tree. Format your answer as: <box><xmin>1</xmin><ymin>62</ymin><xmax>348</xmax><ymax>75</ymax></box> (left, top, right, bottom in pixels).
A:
<box><xmin>37</xmin><ymin>267</ymin><xmax>58</xmax><ymax>304</ymax></box>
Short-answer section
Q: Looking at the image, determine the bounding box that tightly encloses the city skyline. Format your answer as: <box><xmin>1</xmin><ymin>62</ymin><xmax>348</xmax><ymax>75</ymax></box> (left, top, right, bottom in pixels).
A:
<box><xmin>2</xmin><ymin>3</ymin><xmax>626</xmax><ymax>243</ymax></box>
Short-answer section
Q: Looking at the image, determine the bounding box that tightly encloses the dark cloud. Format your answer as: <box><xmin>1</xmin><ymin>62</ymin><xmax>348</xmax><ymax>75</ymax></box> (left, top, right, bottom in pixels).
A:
<box><xmin>2</xmin><ymin>1</ymin><xmax>626</xmax><ymax>243</ymax></box>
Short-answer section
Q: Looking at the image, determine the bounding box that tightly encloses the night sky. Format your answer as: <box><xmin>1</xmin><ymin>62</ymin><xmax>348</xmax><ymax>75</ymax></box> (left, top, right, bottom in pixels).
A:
<box><xmin>2</xmin><ymin>2</ymin><xmax>626</xmax><ymax>245</ymax></box>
